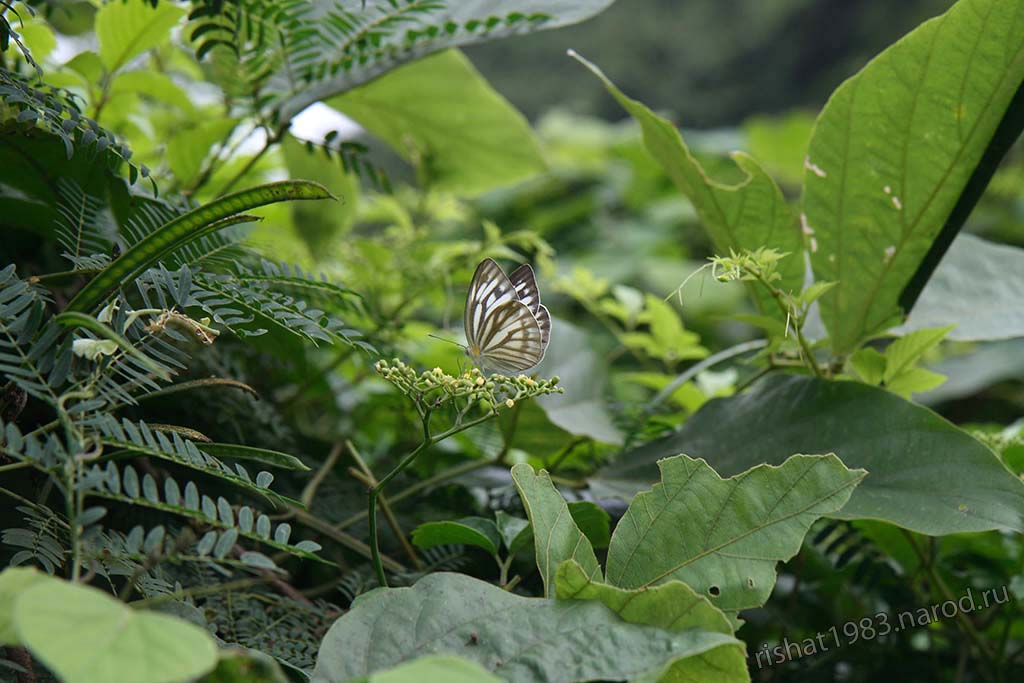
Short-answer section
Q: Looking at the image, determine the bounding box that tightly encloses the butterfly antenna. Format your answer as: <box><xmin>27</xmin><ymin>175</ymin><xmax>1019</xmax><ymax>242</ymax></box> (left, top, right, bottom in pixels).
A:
<box><xmin>428</xmin><ymin>333</ymin><xmax>467</xmax><ymax>350</ymax></box>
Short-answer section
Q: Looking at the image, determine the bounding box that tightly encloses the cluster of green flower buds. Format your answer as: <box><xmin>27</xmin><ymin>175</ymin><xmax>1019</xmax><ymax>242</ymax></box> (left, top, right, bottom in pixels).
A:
<box><xmin>373</xmin><ymin>359</ymin><xmax>562</xmax><ymax>413</ymax></box>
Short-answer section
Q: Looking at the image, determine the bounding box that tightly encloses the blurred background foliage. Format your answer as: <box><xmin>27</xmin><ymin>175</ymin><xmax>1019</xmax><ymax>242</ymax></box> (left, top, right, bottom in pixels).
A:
<box><xmin>2</xmin><ymin>0</ymin><xmax>1023</xmax><ymax>681</ymax></box>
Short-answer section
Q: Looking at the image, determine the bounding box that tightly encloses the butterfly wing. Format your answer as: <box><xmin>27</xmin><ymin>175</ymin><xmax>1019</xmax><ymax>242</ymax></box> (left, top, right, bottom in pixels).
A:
<box><xmin>465</xmin><ymin>259</ymin><xmax>545</xmax><ymax>374</ymax></box>
<box><xmin>465</xmin><ymin>259</ymin><xmax>518</xmax><ymax>351</ymax></box>
<box><xmin>509</xmin><ymin>264</ymin><xmax>551</xmax><ymax>349</ymax></box>
<box><xmin>476</xmin><ymin>300</ymin><xmax>545</xmax><ymax>374</ymax></box>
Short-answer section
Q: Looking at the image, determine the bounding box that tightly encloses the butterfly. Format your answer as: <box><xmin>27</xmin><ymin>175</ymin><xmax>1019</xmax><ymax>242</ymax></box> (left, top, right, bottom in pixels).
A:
<box><xmin>464</xmin><ymin>258</ymin><xmax>551</xmax><ymax>375</ymax></box>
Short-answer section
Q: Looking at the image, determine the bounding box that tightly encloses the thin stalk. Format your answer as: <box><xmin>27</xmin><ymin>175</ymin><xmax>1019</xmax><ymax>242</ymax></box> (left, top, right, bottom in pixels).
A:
<box><xmin>348</xmin><ymin>443</ymin><xmax>421</xmax><ymax>569</ymax></box>
<box><xmin>333</xmin><ymin>454</ymin><xmax>499</xmax><ymax>531</ymax></box>
<box><xmin>301</xmin><ymin>441</ymin><xmax>344</xmax><ymax>507</ymax></box>
<box><xmin>0</xmin><ymin>461</ymin><xmax>31</xmax><ymax>474</ymax></box>
<box><xmin>368</xmin><ymin>409</ymin><xmax>497</xmax><ymax>586</ymax></box>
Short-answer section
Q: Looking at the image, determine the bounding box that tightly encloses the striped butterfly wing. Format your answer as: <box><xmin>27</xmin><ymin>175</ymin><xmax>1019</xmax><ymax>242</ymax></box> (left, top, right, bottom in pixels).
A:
<box><xmin>465</xmin><ymin>259</ymin><xmax>545</xmax><ymax>374</ymax></box>
<box><xmin>509</xmin><ymin>264</ymin><xmax>551</xmax><ymax>349</ymax></box>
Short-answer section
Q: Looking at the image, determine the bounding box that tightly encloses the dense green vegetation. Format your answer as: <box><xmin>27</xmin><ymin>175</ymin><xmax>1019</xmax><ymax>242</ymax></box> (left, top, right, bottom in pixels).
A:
<box><xmin>1</xmin><ymin>1</ymin><xmax>1022</xmax><ymax>682</ymax></box>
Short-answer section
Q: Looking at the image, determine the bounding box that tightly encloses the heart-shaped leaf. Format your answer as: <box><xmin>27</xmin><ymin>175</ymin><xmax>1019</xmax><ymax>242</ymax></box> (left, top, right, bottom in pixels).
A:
<box><xmin>14</xmin><ymin>578</ymin><xmax>217</xmax><ymax>683</ymax></box>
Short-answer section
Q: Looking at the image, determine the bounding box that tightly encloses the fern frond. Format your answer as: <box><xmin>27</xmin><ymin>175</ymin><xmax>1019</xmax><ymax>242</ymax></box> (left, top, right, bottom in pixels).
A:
<box><xmin>202</xmin><ymin>588</ymin><xmax>339</xmax><ymax>669</ymax></box>
<box><xmin>54</xmin><ymin>178</ymin><xmax>115</xmax><ymax>267</ymax></box>
<box><xmin>2</xmin><ymin>505</ymin><xmax>69</xmax><ymax>574</ymax></box>
<box><xmin>234</xmin><ymin>259</ymin><xmax>363</xmax><ymax>313</ymax></box>
<box><xmin>192</xmin><ymin>270</ymin><xmax>366</xmax><ymax>348</ymax></box>
<box><xmin>0</xmin><ymin>265</ymin><xmax>72</xmax><ymax>403</ymax></box>
<box><xmin>83</xmin><ymin>461</ymin><xmax>329</xmax><ymax>565</ymax></box>
<box><xmin>91</xmin><ymin>415</ymin><xmax>298</xmax><ymax>508</ymax></box>
<box><xmin>1</xmin><ymin>418</ymin><xmax>71</xmax><ymax>469</ymax></box>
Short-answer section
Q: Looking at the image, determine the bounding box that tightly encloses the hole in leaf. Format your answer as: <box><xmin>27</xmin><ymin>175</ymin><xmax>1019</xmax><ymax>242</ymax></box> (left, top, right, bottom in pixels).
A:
<box><xmin>708</xmin><ymin>585</ymin><xmax>721</xmax><ymax>597</ymax></box>
<box><xmin>748</xmin><ymin>578</ymin><xmax>755</xmax><ymax>588</ymax></box>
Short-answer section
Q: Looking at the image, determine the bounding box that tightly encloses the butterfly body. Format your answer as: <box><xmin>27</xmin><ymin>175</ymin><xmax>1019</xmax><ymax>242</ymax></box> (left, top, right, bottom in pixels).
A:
<box><xmin>464</xmin><ymin>258</ymin><xmax>551</xmax><ymax>375</ymax></box>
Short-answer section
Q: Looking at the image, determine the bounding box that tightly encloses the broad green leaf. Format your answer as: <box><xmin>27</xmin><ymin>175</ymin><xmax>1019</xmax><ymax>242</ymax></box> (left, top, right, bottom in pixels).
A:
<box><xmin>848</xmin><ymin>346</ymin><xmax>886</xmax><ymax>385</ymax></box>
<box><xmin>802</xmin><ymin>0</ymin><xmax>1024</xmax><ymax>353</ymax></box>
<box><xmin>411</xmin><ymin>517</ymin><xmax>501</xmax><ymax>557</ymax></box>
<box><xmin>566</xmin><ymin>501</ymin><xmax>611</xmax><ymax>550</ymax></box>
<box><xmin>330</xmin><ymin>49</ymin><xmax>544</xmax><ymax>195</ymax></box>
<box><xmin>882</xmin><ymin>324</ymin><xmax>955</xmax><ymax>385</ymax></box>
<box><xmin>534</xmin><ymin>318</ymin><xmax>623</xmax><ymax>445</ymax></box>
<box><xmin>573</xmin><ymin>53</ymin><xmax>803</xmax><ymax>319</ymax></box>
<box><xmin>357</xmin><ymin>655</ymin><xmax>502</xmax><ymax>683</ymax></box>
<box><xmin>879</xmin><ymin>324</ymin><xmax>955</xmax><ymax>395</ymax></box>
<box><xmin>18</xmin><ymin>21</ymin><xmax>57</xmax><ymax>64</ymax></box>
<box><xmin>310</xmin><ymin>572</ymin><xmax>738</xmax><ymax>683</ymax></box>
<box><xmin>96</xmin><ymin>0</ymin><xmax>185</xmax><ymax>72</ymax></box>
<box><xmin>885</xmin><ymin>366</ymin><xmax>947</xmax><ymax>398</ymax></box>
<box><xmin>595</xmin><ymin>375</ymin><xmax>1024</xmax><ymax>535</ymax></box>
<box><xmin>555</xmin><ymin>561</ymin><xmax>748</xmax><ymax>683</ymax></box>
<box><xmin>498</xmin><ymin>503</ymin><xmax>612</xmax><ymax>558</ymax></box>
<box><xmin>604</xmin><ymin>453</ymin><xmax>863</xmax><ymax>613</ymax></box>
<box><xmin>896</xmin><ymin>234</ymin><xmax>1024</xmax><ymax>341</ymax></box>
<box><xmin>107</xmin><ymin>71</ymin><xmax>195</xmax><ymax>114</ymax></box>
<box><xmin>555</xmin><ymin>560</ymin><xmax>733</xmax><ymax>634</ymax></box>
<box><xmin>273</xmin><ymin>2</ymin><xmax>617</xmax><ymax>121</ymax></box>
<box><xmin>281</xmin><ymin>134</ymin><xmax>360</xmax><ymax>255</ymax></box>
<box><xmin>14</xmin><ymin>579</ymin><xmax>217</xmax><ymax>683</ymax></box>
<box><xmin>0</xmin><ymin>568</ymin><xmax>54</xmax><ymax>645</ymax></box>
<box><xmin>511</xmin><ymin>463</ymin><xmax>601</xmax><ymax>597</ymax></box>
<box><xmin>495</xmin><ymin>511</ymin><xmax>532</xmax><ymax>554</ymax></box>
<box><xmin>64</xmin><ymin>180</ymin><xmax>334</xmax><ymax>314</ymax></box>
<box><xmin>168</xmin><ymin>118</ymin><xmax>239</xmax><ymax>185</ymax></box>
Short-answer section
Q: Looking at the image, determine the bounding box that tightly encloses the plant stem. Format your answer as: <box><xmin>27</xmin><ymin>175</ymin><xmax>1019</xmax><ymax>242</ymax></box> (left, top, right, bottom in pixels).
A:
<box><xmin>0</xmin><ymin>461</ymin><xmax>31</xmax><ymax>474</ymax></box>
<box><xmin>348</xmin><ymin>445</ymin><xmax>421</xmax><ymax>569</ymax></box>
<box><xmin>367</xmin><ymin>409</ymin><xmax>497</xmax><ymax>586</ymax></box>
<box><xmin>333</xmin><ymin>454</ymin><xmax>499</xmax><ymax>531</ymax></box>
<box><xmin>369</xmin><ymin>415</ymin><xmax>432</xmax><ymax>587</ymax></box>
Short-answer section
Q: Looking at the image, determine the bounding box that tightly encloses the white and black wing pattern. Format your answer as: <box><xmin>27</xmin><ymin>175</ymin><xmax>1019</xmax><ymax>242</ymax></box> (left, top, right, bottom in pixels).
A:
<box><xmin>508</xmin><ymin>264</ymin><xmax>551</xmax><ymax>348</ymax></box>
<box><xmin>464</xmin><ymin>259</ymin><xmax>546</xmax><ymax>375</ymax></box>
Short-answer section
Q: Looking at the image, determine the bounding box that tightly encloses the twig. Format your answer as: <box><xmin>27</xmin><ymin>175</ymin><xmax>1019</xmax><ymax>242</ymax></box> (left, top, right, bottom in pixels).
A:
<box><xmin>287</xmin><ymin>505</ymin><xmax>406</xmax><ymax>574</ymax></box>
<box><xmin>646</xmin><ymin>338</ymin><xmax>768</xmax><ymax>412</ymax></box>
<box><xmin>332</xmin><ymin>455</ymin><xmax>498</xmax><ymax>531</ymax></box>
<box><xmin>301</xmin><ymin>441</ymin><xmax>344</xmax><ymax>507</ymax></box>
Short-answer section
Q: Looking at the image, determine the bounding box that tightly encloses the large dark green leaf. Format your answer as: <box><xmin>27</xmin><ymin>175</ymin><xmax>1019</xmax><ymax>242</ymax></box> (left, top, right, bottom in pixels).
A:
<box><xmin>594</xmin><ymin>375</ymin><xmax>1024</xmax><ymax>535</ymax></box>
<box><xmin>603</xmin><ymin>453</ymin><xmax>863</xmax><ymax>613</ymax></box>
<box><xmin>310</xmin><ymin>572</ymin><xmax>738</xmax><ymax>683</ymax></box>
<box><xmin>802</xmin><ymin>0</ymin><xmax>1024</xmax><ymax>353</ymax></box>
